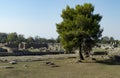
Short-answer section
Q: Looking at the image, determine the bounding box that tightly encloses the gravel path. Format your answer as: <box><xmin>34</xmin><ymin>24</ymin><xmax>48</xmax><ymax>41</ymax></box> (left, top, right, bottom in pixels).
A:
<box><xmin>0</xmin><ymin>54</ymin><xmax>78</xmax><ymax>62</ymax></box>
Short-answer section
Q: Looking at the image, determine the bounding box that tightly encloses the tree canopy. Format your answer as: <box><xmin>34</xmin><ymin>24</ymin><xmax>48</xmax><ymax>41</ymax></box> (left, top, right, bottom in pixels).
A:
<box><xmin>56</xmin><ymin>3</ymin><xmax>103</xmax><ymax>60</ymax></box>
<box><xmin>0</xmin><ymin>32</ymin><xmax>57</xmax><ymax>44</ymax></box>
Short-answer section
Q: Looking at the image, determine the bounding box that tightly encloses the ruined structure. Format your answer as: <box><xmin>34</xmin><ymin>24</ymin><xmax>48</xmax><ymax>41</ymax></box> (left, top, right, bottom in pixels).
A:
<box><xmin>48</xmin><ymin>43</ymin><xmax>63</xmax><ymax>52</ymax></box>
<box><xmin>0</xmin><ymin>42</ymin><xmax>64</xmax><ymax>53</ymax></box>
<box><xmin>19</xmin><ymin>42</ymin><xmax>64</xmax><ymax>52</ymax></box>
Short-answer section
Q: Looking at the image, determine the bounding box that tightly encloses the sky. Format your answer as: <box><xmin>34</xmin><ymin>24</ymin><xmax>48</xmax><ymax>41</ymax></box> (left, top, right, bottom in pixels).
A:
<box><xmin>0</xmin><ymin>0</ymin><xmax>120</xmax><ymax>39</ymax></box>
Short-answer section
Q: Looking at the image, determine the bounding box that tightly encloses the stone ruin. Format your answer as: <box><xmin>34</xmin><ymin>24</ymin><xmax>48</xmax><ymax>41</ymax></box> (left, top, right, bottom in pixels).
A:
<box><xmin>0</xmin><ymin>42</ymin><xmax>64</xmax><ymax>53</ymax></box>
<box><xmin>18</xmin><ymin>42</ymin><xmax>64</xmax><ymax>52</ymax></box>
<box><xmin>0</xmin><ymin>43</ymin><xmax>18</xmax><ymax>52</ymax></box>
<box><xmin>47</xmin><ymin>43</ymin><xmax>63</xmax><ymax>52</ymax></box>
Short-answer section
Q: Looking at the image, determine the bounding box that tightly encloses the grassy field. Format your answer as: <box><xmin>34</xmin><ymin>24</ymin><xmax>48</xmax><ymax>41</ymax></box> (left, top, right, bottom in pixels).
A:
<box><xmin>0</xmin><ymin>58</ymin><xmax>120</xmax><ymax>78</ymax></box>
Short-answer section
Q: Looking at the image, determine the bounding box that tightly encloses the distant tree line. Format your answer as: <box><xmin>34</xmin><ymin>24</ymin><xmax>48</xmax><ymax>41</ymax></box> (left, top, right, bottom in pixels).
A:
<box><xmin>100</xmin><ymin>36</ymin><xmax>119</xmax><ymax>44</ymax></box>
<box><xmin>0</xmin><ymin>32</ymin><xmax>59</xmax><ymax>45</ymax></box>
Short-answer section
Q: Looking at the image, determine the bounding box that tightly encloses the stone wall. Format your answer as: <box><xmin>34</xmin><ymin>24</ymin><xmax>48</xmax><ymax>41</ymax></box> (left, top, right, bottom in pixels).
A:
<box><xmin>19</xmin><ymin>42</ymin><xmax>64</xmax><ymax>52</ymax></box>
<box><xmin>0</xmin><ymin>51</ymin><xmax>64</xmax><ymax>56</ymax></box>
<box><xmin>0</xmin><ymin>42</ymin><xmax>64</xmax><ymax>53</ymax></box>
<box><xmin>48</xmin><ymin>43</ymin><xmax>63</xmax><ymax>52</ymax></box>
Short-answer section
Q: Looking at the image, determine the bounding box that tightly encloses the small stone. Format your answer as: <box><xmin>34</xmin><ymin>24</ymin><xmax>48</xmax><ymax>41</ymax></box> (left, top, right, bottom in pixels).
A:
<box><xmin>45</xmin><ymin>62</ymin><xmax>51</xmax><ymax>65</ymax></box>
<box><xmin>49</xmin><ymin>62</ymin><xmax>55</xmax><ymax>65</ymax></box>
<box><xmin>0</xmin><ymin>66</ymin><xmax>14</xmax><ymax>69</ymax></box>
<box><xmin>51</xmin><ymin>65</ymin><xmax>59</xmax><ymax>68</ymax></box>
<box><xmin>9</xmin><ymin>60</ymin><xmax>17</xmax><ymax>64</ymax></box>
<box><xmin>92</xmin><ymin>58</ymin><xmax>96</xmax><ymax>60</ymax></box>
<box><xmin>76</xmin><ymin>60</ymin><xmax>82</xmax><ymax>63</ymax></box>
<box><xmin>23</xmin><ymin>64</ymin><xmax>28</xmax><ymax>68</ymax></box>
<box><xmin>5</xmin><ymin>66</ymin><xmax>14</xmax><ymax>69</ymax></box>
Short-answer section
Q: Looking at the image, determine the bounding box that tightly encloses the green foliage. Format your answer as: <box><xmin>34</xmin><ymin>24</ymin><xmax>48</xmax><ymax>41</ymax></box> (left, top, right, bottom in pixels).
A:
<box><xmin>47</xmin><ymin>38</ymin><xmax>56</xmax><ymax>43</ymax></box>
<box><xmin>101</xmin><ymin>36</ymin><xmax>110</xmax><ymax>44</ymax></box>
<box><xmin>34</xmin><ymin>36</ymin><xmax>56</xmax><ymax>43</ymax></box>
<box><xmin>56</xmin><ymin>36</ymin><xmax>60</xmax><ymax>43</ymax></box>
<box><xmin>109</xmin><ymin>37</ymin><xmax>114</xmax><ymax>42</ymax></box>
<box><xmin>0</xmin><ymin>33</ymin><xmax>8</xmax><ymax>43</ymax></box>
<box><xmin>6</xmin><ymin>32</ymin><xmax>25</xmax><ymax>45</ymax></box>
<box><xmin>26</xmin><ymin>36</ymin><xmax>35</xmax><ymax>44</ymax></box>
<box><xmin>18</xmin><ymin>34</ymin><xmax>25</xmax><ymax>43</ymax></box>
<box><xmin>7</xmin><ymin>32</ymin><xmax>18</xmax><ymax>44</ymax></box>
<box><xmin>34</xmin><ymin>36</ymin><xmax>40</xmax><ymax>43</ymax></box>
<box><xmin>56</xmin><ymin>3</ymin><xmax>103</xmax><ymax>60</ymax></box>
<box><xmin>0</xmin><ymin>32</ymin><xmax>58</xmax><ymax>44</ymax></box>
<box><xmin>100</xmin><ymin>36</ymin><xmax>117</xmax><ymax>44</ymax></box>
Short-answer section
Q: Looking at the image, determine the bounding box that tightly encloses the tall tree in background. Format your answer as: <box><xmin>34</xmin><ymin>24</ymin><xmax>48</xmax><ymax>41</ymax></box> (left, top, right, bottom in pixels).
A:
<box><xmin>34</xmin><ymin>36</ymin><xmax>40</xmax><ymax>43</ymax></box>
<box><xmin>56</xmin><ymin>3</ymin><xmax>103</xmax><ymax>60</ymax></box>
<box><xmin>101</xmin><ymin>36</ymin><xmax>110</xmax><ymax>44</ymax></box>
<box><xmin>18</xmin><ymin>34</ymin><xmax>25</xmax><ymax>43</ymax></box>
<box><xmin>26</xmin><ymin>36</ymin><xmax>35</xmax><ymax>44</ymax></box>
<box><xmin>47</xmin><ymin>38</ymin><xmax>56</xmax><ymax>43</ymax></box>
<box><xmin>7</xmin><ymin>32</ymin><xmax>18</xmax><ymax>43</ymax></box>
<box><xmin>0</xmin><ymin>33</ymin><xmax>8</xmax><ymax>43</ymax></box>
<box><xmin>56</xmin><ymin>36</ymin><xmax>60</xmax><ymax>43</ymax></box>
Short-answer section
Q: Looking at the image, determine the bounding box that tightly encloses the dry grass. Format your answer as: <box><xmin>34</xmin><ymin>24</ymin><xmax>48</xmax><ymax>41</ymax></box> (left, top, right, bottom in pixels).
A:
<box><xmin>0</xmin><ymin>58</ymin><xmax>120</xmax><ymax>78</ymax></box>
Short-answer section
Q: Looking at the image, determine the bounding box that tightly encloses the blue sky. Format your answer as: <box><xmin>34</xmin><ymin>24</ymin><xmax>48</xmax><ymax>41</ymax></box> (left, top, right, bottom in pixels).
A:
<box><xmin>0</xmin><ymin>0</ymin><xmax>120</xmax><ymax>39</ymax></box>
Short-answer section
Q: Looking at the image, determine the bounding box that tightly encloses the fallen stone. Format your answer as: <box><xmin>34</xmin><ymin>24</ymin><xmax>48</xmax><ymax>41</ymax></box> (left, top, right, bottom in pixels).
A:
<box><xmin>9</xmin><ymin>60</ymin><xmax>17</xmax><ymax>64</ymax></box>
<box><xmin>0</xmin><ymin>66</ymin><xmax>14</xmax><ymax>69</ymax></box>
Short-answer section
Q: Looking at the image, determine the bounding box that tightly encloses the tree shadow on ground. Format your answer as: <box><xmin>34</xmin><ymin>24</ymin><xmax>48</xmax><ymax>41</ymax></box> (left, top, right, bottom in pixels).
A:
<box><xmin>96</xmin><ymin>55</ymin><xmax>120</xmax><ymax>65</ymax></box>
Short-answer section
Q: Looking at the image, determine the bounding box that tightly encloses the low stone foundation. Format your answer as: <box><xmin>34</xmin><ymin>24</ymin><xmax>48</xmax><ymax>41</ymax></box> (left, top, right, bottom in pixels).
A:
<box><xmin>0</xmin><ymin>51</ymin><xmax>64</xmax><ymax>56</ymax></box>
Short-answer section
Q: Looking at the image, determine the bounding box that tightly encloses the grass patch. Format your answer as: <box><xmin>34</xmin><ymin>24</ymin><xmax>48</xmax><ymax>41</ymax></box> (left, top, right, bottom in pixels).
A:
<box><xmin>92</xmin><ymin>48</ymin><xmax>107</xmax><ymax>52</ymax></box>
<box><xmin>0</xmin><ymin>58</ymin><xmax>120</xmax><ymax>78</ymax></box>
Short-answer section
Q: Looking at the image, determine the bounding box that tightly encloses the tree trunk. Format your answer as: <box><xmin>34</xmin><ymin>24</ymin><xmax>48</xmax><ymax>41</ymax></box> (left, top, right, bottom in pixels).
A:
<box><xmin>78</xmin><ymin>45</ymin><xmax>84</xmax><ymax>60</ymax></box>
<box><xmin>85</xmin><ymin>51</ymin><xmax>90</xmax><ymax>57</ymax></box>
